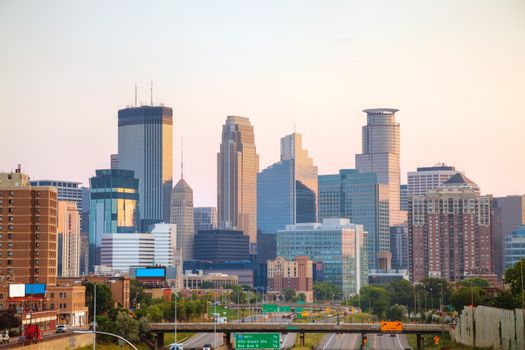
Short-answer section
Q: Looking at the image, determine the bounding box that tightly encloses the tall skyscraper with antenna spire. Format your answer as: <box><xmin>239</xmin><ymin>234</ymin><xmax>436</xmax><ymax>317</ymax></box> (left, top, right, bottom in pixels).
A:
<box><xmin>217</xmin><ymin>116</ymin><xmax>259</xmax><ymax>251</ymax></box>
<box><xmin>170</xmin><ymin>138</ymin><xmax>195</xmax><ymax>260</ymax></box>
<box><xmin>118</xmin><ymin>97</ymin><xmax>173</xmax><ymax>230</ymax></box>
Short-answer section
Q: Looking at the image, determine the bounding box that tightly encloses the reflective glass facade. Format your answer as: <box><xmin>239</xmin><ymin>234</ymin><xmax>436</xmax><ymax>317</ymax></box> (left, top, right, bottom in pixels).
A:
<box><xmin>318</xmin><ymin>169</ymin><xmax>389</xmax><ymax>270</ymax></box>
<box><xmin>118</xmin><ymin>106</ymin><xmax>173</xmax><ymax>230</ymax></box>
<box><xmin>356</xmin><ymin>108</ymin><xmax>401</xmax><ymax>226</ymax></box>
<box><xmin>505</xmin><ymin>226</ymin><xmax>525</xmax><ymax>269</ymax></box>
<box><xmin>88</xmin><ymin>169</ymin><xmax>139</xmax><ymax>271</ymax></box>
<box><xmin>277</xmin><ymin>219</ymin><xmax>367</xmax><ymax>297</ymax></box>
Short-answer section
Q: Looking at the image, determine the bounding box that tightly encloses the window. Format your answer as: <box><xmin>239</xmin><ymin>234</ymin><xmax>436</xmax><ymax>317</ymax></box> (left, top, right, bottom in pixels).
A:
<box><xmin>50</xmin><ymin>293</ymin><xmax>55</xmax><ymax>298</ymax></box>
<box><xmin>7</xmin><ymin>234</ymin><xmax>12</xmax><ymax>239</ymax></box>
<box><xmin>8</xmin><ymin>216</ymin><xmax>13</xmax><ymax>222</ymax></box>
<box><xmin>35</xmin><ymin>233</ymin><xmax>40</xmax><ymax>239</ymax></box>
<box><xmin>7</xmin><ymin>252</ymin><xmax>12</xmax><ymax>257</ymax></box>
<box><xmin>34</xmin><ymin>268</ymin><xmax>39</xmax><ymax>274</ymax></box>
<box><xmin>7</xmin><ymin>260</ymin><xmax>12</xmax><ymax>266</ymax></box>
<box><xmin>8</xmin><ymin>199</ymin><xmax>13</xmax><ymax>205</ymax></box>
<box><xmin>49</xmin><ymin>303</ymin><xmax>54</xmax><ymax>310</ymax></box>
<box><xmin>8</xmin><ymin>191</ymin><xmax>13</xmax><ymax>196</ymax></box>
<box><xmin>8</xmin><ymin>225</ymin><xmax>13</xmax><ymax>231</ymax></box>
<box><xmin>8</xmin><ymin>208</ymin><xmax>13</xmax><ymax>213</ymax></box>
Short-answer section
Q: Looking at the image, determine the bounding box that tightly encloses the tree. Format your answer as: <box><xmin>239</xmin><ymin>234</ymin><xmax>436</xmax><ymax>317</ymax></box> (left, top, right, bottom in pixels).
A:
<box><xmin>421</xmin><ymin>278</ymin><xmax>451</xmax><ymax>307</ymax></box>
<box><xmin>115</xmin><ymin>311</ymin><xmax>140</xmax><ymax>343</ymax></box>
<box><xmin>349</xmin><ymin>286</ymin><xmax>390</xmax><ymax>319</ymax></box>
<box><xmin>130</xmin><ymin>280</ymin><xmax>152</xmax><ymax>308</ymax></box>
<box><xmin>138</xmin><ymin>316</ymin><xmax>151</xmax><ymax>337</ymax></box>
<box><xmin>84</xmin><ymin>282</ymin><xmax>113</xmax><ymax>321</ymax></box>
<box><xmin>387</xmin><ymin>280</ymin><xmax>414</xmax><ymax>308</ymax></box>
<box><xmin>313</xmin><ymin>282</ymin><xmax>343</xmax><ymax>301</ymax></box>
<box><xmin>450</xmin><ymin>287</ymin><xmax>485</xmax><ymax>311</ymax></box>
<box><xmin>504</xmin><ymin>258</ymin><xmax>525</xmax><ymax>295</ymax></box>
<box><xmin>0</xmin><ymin>311</ymin><xmax>21</xmax><ymax>330</ymax></box>
<box><xmin>230</xmin><ymin>285</ymin><xmax>247</xmax><ymax>304</ymax></box>
<box><xmin>283</xmin><ymin>288</ymin><xmax>296</xmax><ymax>302</ymax></box>
<box><xmin>298</xmin><ymin>293</ymin><xmax>307</xmax><ymax>302</ymax></box>
<box><xmin>146</xmin><ymin>304</ymin><xmax>163</xmax><ymax>322</ymax></box>
<box><xmin>488</xmin><ymin>289</ymin><xmax>520</xmax><ymax>310</ymax></box>
<box><xmin>386</xmin><ymin>304</ymin><xmax>407</xmax><ymax>321</ymax></box>
<box><xmin>460</xmin><ymin>277</ymin><xmax>490</xmax><ymax>288</ymax></box>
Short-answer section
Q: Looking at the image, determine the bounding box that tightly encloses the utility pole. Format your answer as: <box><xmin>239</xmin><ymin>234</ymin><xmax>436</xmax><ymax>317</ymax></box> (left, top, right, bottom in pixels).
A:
<box><xmin>93</xmin><ymin>284</ymin><xmax>97</xmax><ymax>350</ymax></box>
<box><xmin>174</xmin><ymin>290</ymin><xmax>177</xmax><ymax>347</ymax></box>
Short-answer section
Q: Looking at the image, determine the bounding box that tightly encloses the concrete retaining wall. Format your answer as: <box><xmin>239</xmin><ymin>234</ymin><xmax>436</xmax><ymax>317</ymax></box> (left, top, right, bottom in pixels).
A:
<box><xmin>20</xmin><ymin>333</ymin><xmax>93</xmax><ymax>350</ymax></box>
<box><xmin>451</xmin><ymin>306</ymin><xmax>524</xmax><ymax>350</ymax></box>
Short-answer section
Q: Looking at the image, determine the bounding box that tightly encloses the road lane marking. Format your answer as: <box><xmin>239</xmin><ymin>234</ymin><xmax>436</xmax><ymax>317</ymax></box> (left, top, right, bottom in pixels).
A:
<box><xmin>182</xmin><ymin>332</ymin><xmax>207</xmax><ymax>347</ymax></box>
<box><xmin>322</xmin><ymin>333</ymin><xmax>336</xmax><ymax>350</ymax></box>
<box><xmin>395</xmin><ymin>335</ymin><xmax>404</xmax><ymax>350</ymax></box>
<box><xmin>350</xmin><ymin>333</ymin><xmax>358</xmax><ymax>350</ymax></box>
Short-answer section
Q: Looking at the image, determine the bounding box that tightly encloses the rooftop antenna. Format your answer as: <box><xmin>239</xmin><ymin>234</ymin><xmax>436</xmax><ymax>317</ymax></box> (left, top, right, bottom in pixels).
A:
<box><xmin>150</xmin><ymin>81</ymin><xmax>153</xmax><ymax>106</ymax></box>
<box><xmin>134</xmin><ymin>83</ymin><xmax>137</xmax><ymax>107</ymax></box>
<box><xmin>181</xmin><ymin>137</ymin><xmax>184</xmax><ymax>179</ymax></box>
<box><xmin>294</xmin><ymin>121</ymin><xmax>296</xmax><ymax>133</ymax></box>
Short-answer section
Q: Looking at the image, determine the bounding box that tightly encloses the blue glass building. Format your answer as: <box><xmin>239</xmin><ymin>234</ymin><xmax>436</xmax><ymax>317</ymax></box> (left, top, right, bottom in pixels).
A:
<box><xmin>88</xmin><ymin>169</ymin><xmax>140</xmax><ymax>271</ymax></box>
<box><xmin>505</xmin><ymin>225</ymin><xmax>525</xmax><ymax>269</ymax></box>
<box><xmin>277</xmin><ymin>219</ymin><xmax>368</xmax><ymax>297</ymax></box>
<box><xmin>318</xmin><ymin>169</ymin><xmax>389</xmax><ymax>270</ymax></box>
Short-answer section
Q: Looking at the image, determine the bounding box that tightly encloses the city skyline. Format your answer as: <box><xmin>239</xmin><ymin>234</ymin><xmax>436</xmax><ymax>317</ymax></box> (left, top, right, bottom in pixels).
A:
<box><xmin>1</xmin><ymin>0</ymin><xmax>524</xmax><ymax>206</ymax></box>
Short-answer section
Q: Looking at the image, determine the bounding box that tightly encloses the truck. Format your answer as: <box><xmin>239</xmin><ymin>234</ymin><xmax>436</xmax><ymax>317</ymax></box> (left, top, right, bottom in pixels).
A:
<box><xmin>24</xmin><ymin>324</ymin><xmax>43</xmax><ymax>342</ymax></box>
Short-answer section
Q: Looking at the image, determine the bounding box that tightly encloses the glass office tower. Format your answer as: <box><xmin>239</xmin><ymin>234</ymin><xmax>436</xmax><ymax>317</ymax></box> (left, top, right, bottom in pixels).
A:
<box><xmin>88</xmin><ymin>169</ymin><xmax>139</xmax><ymax>271</ymax></box>
<box><xmin>277</xmin><ymin>219</ymin><xmax>367</xmax><ymax>297</ymax></box>
<box><xmin>318</xmin><ymin>169</ymin><xmax>389</xmax><ymax>270</ymax></box>
<box><xmin>118</xmin><ymin>106</ymin><xmax>173</xmax><ymax>230</ymax></box>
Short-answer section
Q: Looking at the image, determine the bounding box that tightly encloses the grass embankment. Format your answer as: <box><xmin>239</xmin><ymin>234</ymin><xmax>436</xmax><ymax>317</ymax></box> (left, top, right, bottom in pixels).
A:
<box><xmin>164</xmin><ymin>332</ymin><xmax>194</xmax><ymax>344</ymax></box>
<box><xmin>406</xmin><ymin>333</ymin><xmax>493</xmax><ymax>350</ymax></box>
<box><xmin>78</xmin><ymin>344</ymin><xmax>150</xmax><ymax>350</ymax></box>
<box><xmin>292</xmin><ymin>333</ymin><xmax>324</xmax><ymax>350</ymax></box>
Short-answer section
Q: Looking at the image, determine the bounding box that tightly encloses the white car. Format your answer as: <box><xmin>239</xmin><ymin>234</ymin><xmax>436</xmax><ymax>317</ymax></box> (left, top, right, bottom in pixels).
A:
<box><xmin>169</xmin><ymin>343</ymin><xmax>184</xmax><ymax>350</ymax></box>
<box><xmin>203</xmin><ymin>343</ymin><xmax>212</xmax><ymax>350</ymax></box>
<box><xmin>56</xmin><ymin>325</ymin><xmax>69</xmax><ymax>333</ymax></box>
<box><xmin>1</xmin><ymin>331</ymin><xmax>9</xmax><ymax>344</ymax></box>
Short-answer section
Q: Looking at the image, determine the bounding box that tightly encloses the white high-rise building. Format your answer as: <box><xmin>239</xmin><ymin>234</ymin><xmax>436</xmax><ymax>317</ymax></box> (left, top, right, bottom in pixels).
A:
<box><xmin>171</xmin><ymin>179</ymin><xmax>194</xmax><ymax>260</ymax></box>
<box><xmin>101</xmin><ymin>233</ymin><xmax>155</xmax><ymax>273</ymax></box>
<box><xmin>407</xmin><ymin>164</ymin><xmax>461</xmax><ymax>196</ymax></box>
<box><xmin>151</xmin><ymin>223</ymin><xmax>177</xmax><ymax>267</ymax></box>
<box><xmin>355</xmin><ymin>108</ymin><xmax>401</xmax><ymax>226</ymax></box>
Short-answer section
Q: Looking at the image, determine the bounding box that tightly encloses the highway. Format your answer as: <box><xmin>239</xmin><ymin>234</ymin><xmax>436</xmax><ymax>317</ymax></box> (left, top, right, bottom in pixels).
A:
<box><xmin>180</xmin><ymin>314</ymin><xmax>297</xmax><ymax>350</ymax></box>
<box><xmin>315</xmin><ymin>333</ymin><xmax>411</xmax><ymax>350</ymax></box>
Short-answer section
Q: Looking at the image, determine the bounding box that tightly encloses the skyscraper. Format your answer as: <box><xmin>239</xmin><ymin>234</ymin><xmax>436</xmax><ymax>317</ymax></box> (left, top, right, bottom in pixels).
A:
<box><xmin>57</xmin><ymin>200</ymin><xmax>80</xmax><ymax>277</ymax></box>
<box><xmin>118</xmin><ymin>106</ymin><xmax>173</xmax><ymax>229</ymax></box>
<box><xmin>88</xmin><ymin>169</ymin><xmax>139</xmax><ymax>271</ymax></box>
<box><xmin>194</xmin><ymin>207</ymin><xmax>218</xmax><ymax>232</ymax></box>
<box><xmin>217</xmin><ymin>116</ymin><xmax>259</xmax><ymax>250</ymax></box>
<box><xmin>110</xmin><ymin>154</ymin><xmax>119</xmax><ymax>169</ymax></box>
<box><xmin>277</xmin><ymin>219</ymin><xmax>368</xmax><ymax>297</ymax></box>
<box><xmin>400</xmin><ymin>184</ymin><xmax>408</xmax><ymax>211</ymax></box>
<box><xmin>492</xmin><ymin>195</ymin><xmax>525</xmax><ymax>277</ymax></box>
<box><xmin>170</xmin><ymin>178</ymin><xmax>195</xmax><ymax>260</ymax></box>
<box><xmin>408</xmin><ymin>173</ymin><xmax>493</xmax><ymax>282</ymax></box>
<box><xmin>407</xmin><ymin>164</ymin><xmax>460</xmax><ymax>196</ymax></box>
<box><xmin>355</xmin><ymin>108</ymin><xmax>401</xmax><ymax>225</ymax></box>
<box><xmin>318</xmin><ymin>169</ymin><xmax>389</xmax><ymax>270</ymax></box>
<box><xmin>257</xmin><ymin>133</ymin><xmax>318</xmax><ymax>235</ymax></box>
<box><xmin>0</xmin><ymin>167</ymin><xmax>58</xmax><ymax>284</ymax></box>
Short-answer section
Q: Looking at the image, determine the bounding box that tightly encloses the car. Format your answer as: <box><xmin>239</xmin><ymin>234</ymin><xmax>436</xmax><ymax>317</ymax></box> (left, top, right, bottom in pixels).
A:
<box><xmin>168</xmin><ymin>343</ymin><xmax>184</xmax><ymax>350</ymax></box>
<box><xmin>56</xmin><ymin>325</ymin><xmax>68</xmax><ymax>333</ymax></box>
<box><xmin>390</xmin><ymin>334</ymin><xmax>396</xmax><ymax>337</ymax></box>
<box><xmin>203</xmin><ymin>344</ymin><xmax>212</xmax><ymax>350</ymax></box>
<box><xmin>17</xmin><ymin>336</ymin><xmax>26</xmax><ymax>344</ymax></box>
<box><xmin>1</xmin><ymin>331</ymin><xmax>9</xmax><ymax>344</ymax></box>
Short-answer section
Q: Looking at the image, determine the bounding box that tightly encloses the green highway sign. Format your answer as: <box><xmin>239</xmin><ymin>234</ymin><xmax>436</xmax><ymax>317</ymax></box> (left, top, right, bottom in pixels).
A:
<box><xmin>262</xmin><ymin>303</ymin><xmax>278</xmax><ymax>313</ymax></box>
<box><xmin>295</xmin><ymin>306</ymin><xmax>304</xmax><ymax>313</ymax></box>
<box><xmin>296</xmin><ymin>300</ymin><xmax>305</xmax><ymax>305</ymax></box>
<box><xmin>235</xmin><ymin>333</ymin><xmax>280</xmax><ymax>349</ymax></box>
<box><xmin>278</xmin><ymin>305</ymin><xmax>291</xmax><ymax>313</ymax></box>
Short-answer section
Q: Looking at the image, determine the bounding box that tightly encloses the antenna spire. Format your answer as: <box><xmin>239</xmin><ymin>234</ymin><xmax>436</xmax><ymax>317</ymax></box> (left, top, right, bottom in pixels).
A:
<box><xmin>134</xmin><ymin>83</ymin><xmax>137</xmax><ymax>107</ymax></box>
<box><xmin>181</xmin><ymin>137</ymin><xmax>184</xmax><ymax>179</ymax></box>
<box><xmin>150</xmin><ymin>81</ymin><xmax>153</xmax><ymax>106</ymax></box>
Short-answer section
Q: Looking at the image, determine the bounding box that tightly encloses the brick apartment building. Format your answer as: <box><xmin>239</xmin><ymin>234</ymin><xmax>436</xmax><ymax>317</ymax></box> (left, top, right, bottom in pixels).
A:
<box><xmin>267</xmin><ymin>256</ymin><xmax>313</xmax><ymax>302</ymax></box>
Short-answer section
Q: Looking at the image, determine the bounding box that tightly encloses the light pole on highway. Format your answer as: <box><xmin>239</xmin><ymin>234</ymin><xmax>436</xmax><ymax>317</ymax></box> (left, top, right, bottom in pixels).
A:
<box><xmin>214</xmin><ymin>292</ymin><xmax>217</xmax><ymax>350</ymax></box>
<box><xmin>173</xmin><ymin>289</ymin><xmax>178</xmax><ymax>347</ymax></box>
<box><xmin>93</xmin><ymin>283</ymin><xmax>97</xmax><ymax>350</ymax></box>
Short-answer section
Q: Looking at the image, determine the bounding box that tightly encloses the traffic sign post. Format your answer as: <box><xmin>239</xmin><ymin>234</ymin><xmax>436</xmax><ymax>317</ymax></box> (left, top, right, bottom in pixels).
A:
<box><xmin>278</xmin><ymin>305</ymin><xmax>291</xmax><ymax>313</ymax></box>
<box><xmin>433</xmin><ymin>335</ymin><xmax>440</xmax><ymax>345</ymax></box>
<box><xmin>235</xmin><ymin>333</ymin><xmax>280</xmax><ymax>349</ymax></box>
<box><xmin>295</xmin><ymin>306</ymin><xmax>304</xmax><ymax>313</ymax></box>
<box><xmin>262</xmin><ymin>304</ymin><xmax>278</xmax><ymax>313</ymax></box>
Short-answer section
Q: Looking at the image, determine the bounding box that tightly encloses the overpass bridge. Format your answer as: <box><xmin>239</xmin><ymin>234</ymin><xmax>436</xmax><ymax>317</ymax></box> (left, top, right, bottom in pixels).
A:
<box><xmin>150</xmin><ymin>322</ymin><xmax>449</xmax><ymax>349</ymax></box>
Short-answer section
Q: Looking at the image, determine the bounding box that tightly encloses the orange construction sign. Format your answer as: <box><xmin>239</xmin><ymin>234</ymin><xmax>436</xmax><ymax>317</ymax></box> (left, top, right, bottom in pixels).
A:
<box><xmin>380</xmin><ymin>321</ymin><xmax>403</xmax><ymax>333</ymax></box>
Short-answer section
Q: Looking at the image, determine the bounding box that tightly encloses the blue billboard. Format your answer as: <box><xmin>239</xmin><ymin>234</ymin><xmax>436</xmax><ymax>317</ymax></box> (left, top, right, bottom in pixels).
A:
<box><xmin>135</xmin><ymin>267</ymin><xmax>166</xmax><ymax>278</ymax></box>
<box><xmin>25</xmin><ymin>284</ymin><xmax>46</xmax><ymax>295</ymax></box>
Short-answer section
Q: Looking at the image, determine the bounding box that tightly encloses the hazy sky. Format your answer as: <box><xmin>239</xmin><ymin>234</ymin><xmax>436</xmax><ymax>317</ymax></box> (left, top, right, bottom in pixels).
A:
<box><xmin>1</xmin><ymin>0</ymin><xmax>524</xmax><ymax>206</ymax></box>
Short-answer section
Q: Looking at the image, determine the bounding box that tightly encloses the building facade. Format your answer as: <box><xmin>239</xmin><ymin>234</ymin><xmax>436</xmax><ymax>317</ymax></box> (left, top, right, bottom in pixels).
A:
<box><xmin>194</xmin><ymin>229</ymin><xmax>250</xmax><ymax>263</ymax></box>
<box><xmin>504</xmin><ymin>225</ymin><xmax>525</xmax><ymax>270</ymax></box>
<box><xmin>171</xmin><ymin>179</ymin><xmax>194</xmax><ymax>260</ymax></box>
<box><xmin>407</xmin><ymin>164</ymin><xmax>460</xmax><ymax>197</ymax></box>
<box><xmin>408</xmin><ymin>173</ymin><xmax>493</xmax><ymax>282</ymax></box>
<box><xmin>493</xmin><ymin>195</ymin><xmax>525</xmax><ymax>277</ymax></box>
<box><xmin>355</xmin><ymin>108</ymin><xmax>401</xmax><ymax>226</ymax></box>
<box><xmin>257</xmin><ymin>133</ymin><xmax>318</xmax><ymax>235</ymax></box>
<box><xmin>57</xmin><ymin>201</ymin><xmax>80</xmax><ymax>277</ymax></box>
<box><xmin>277</xmin><ymin>219</ymin><xmax>367</xmax><ymax>297</ymax></box>
<box><xmin>88</xmin><ymin>169</ymin><xmax>139</xmax><ymax>271</ymax></box>
<box><xmin>0</xmin><ymin>168</ymin><xmax>58</xmax><ymax>285</ymax></box>
<box><xmin>318</xmin><ymin>169</ymin><xmax>389</xmax><ymax>269</ymax></box>
<box><xmin>150</xmin><ymin>223</ymin><xmax>177</xmax><ymax>267</ymax></box>
<box><xmin>194</xmin><ymin>207</ymin><xmax>218</xmax><ymax>232</ymax></box>
<box><xmin>267</xmin><ymin>256</ymin><xmax>313</xmax><ymax>302</ymax></box>
<box><xmin>101</xmin><ymin>233</ymin><xmax>155</xmax><ymax>272</ymax></box>
<box><xmin>217</xmin><ymin>116</ymin><xmax>259</xmax><ymax>251</ymax></box>
<box><xmin>183</xmin><ymin>271</ymin><xmax>238</xmax><ymax>289</ymax></box>
<box><xmin>390</xmin><ymin>225</ymin><xmax>409</xmax><ymax>270</ymax></box>
<box><xmin>118</xmin><ymin>106</ymin><xmax>173</xmax><ymax>229</ymax></box>
<box><xmin>400</xmin><ymin>184</ymin><xmax>408</xmax><ymax>211</ymax></box>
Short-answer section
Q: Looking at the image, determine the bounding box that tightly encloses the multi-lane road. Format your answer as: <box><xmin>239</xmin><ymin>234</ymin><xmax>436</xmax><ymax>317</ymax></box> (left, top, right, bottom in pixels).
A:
<box><xmin>315</xmin><ymin>333</ymin><xmax>411</xmax><ymax>350</ymax></box>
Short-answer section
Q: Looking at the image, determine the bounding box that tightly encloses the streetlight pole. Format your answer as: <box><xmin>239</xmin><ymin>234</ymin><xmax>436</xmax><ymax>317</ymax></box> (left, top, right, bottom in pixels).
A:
<box><xmin>173</xmin><ymin>290</ymin><xmax>177</xmax><ymax>348</ymax></box>
<box><xmin>93</xmin><ymin>284</ymin><xmax>97</xmax><ymax>350</ymax></box>
<box><xmin>214</xmin><ymin>293</ymin><xmax>217</xmax><ymax>350</ymax></box>
<box><xmin>441</xmin><ymin>283</ymin><xmax>445</xmax><ymax>347</ymax></box>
